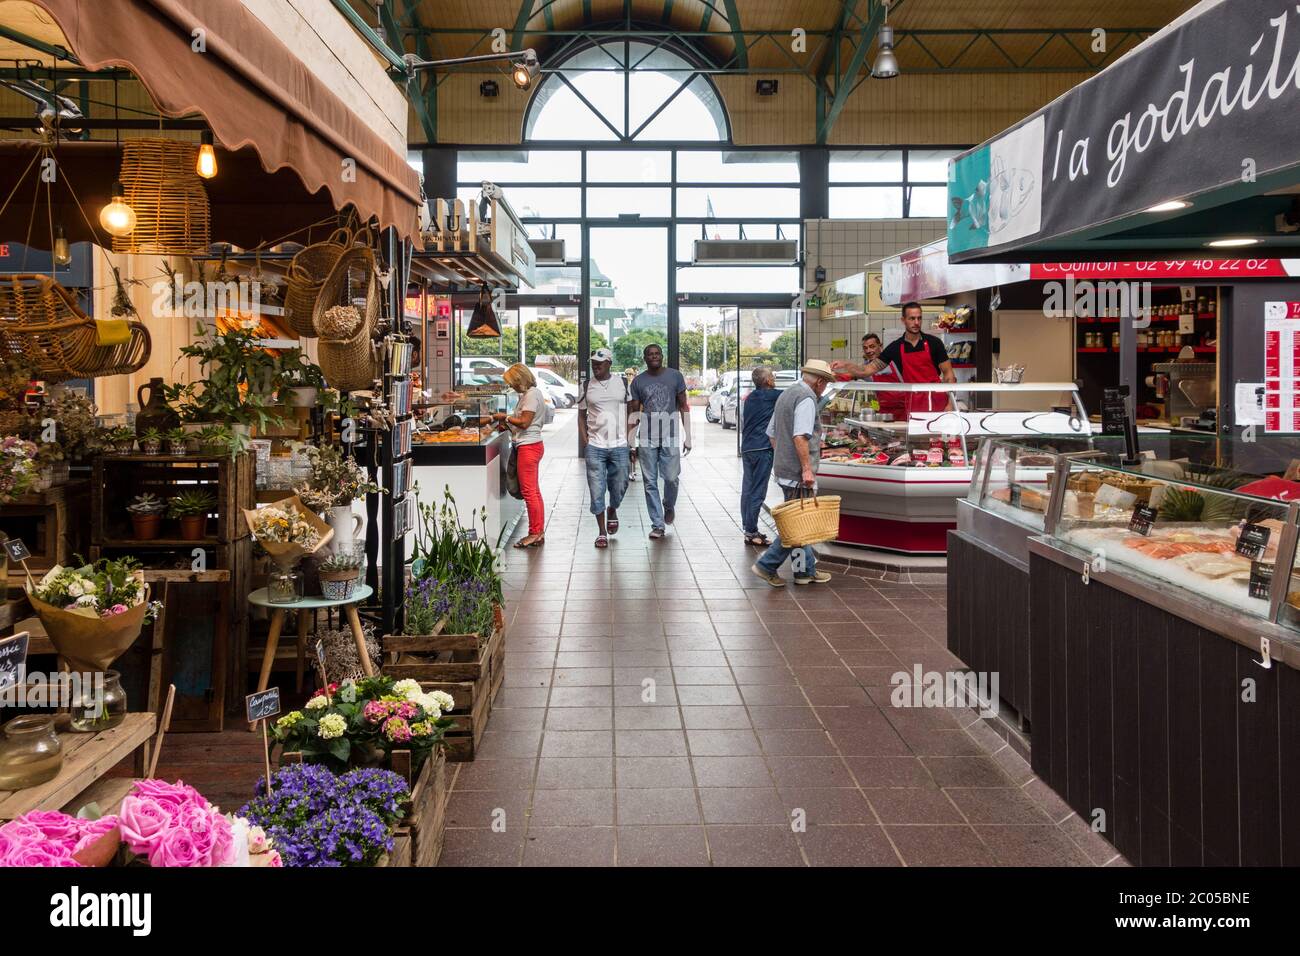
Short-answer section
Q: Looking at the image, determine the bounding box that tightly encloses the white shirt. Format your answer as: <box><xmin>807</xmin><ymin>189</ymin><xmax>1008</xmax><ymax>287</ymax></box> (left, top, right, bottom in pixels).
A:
<box><xmin>511</xmin><ymin>387</ymin><xmax>545</xmax><ymax>446</ymax></box>
<box><xmin>767</xmin><ymin>395</ymin><xmax>816</xmax><ymax>488</ymax></box>
<box><xmin>578</xmin><ymin>374</ymin><xmax>628</xmax><ymax>449</ymax></box>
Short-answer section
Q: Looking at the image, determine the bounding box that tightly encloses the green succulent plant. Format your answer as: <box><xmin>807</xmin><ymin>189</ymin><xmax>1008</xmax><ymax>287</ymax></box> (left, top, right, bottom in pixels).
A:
<box><xmin>167</xmin><ymin>488</ymin><xmax>216</xmax><ymax>518</ymax></box>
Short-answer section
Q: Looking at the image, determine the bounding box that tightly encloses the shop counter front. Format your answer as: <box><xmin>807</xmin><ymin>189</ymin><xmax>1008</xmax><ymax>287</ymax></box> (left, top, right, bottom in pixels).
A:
<box><xmin>411</xmin><ymin>429</ymin><xmax>521</xmax><ymax>546</ymax></box>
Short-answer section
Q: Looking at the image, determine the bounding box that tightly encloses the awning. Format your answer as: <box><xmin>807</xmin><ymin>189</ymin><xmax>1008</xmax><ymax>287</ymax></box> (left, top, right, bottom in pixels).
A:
<box><xmin>947</xmin><ymin>0</ymin><xmax>1300</xmax><ymax>263</ymax></box>
<box><xmin>30</xmin><ymin>0</ymin><xmax>420</xmax><ymax>242</ymax></box>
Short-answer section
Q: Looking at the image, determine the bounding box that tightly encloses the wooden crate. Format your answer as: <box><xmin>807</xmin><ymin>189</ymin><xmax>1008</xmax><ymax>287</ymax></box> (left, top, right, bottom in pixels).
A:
<box><xmin>0</xmin><ymin>479</ymin><xmax>90</xmax><ymax>571</ymax></box>
<box><xmin>383</xmin><ymin>609</ymin><xmax>505</xmax><ymax>762</ymax></box>
<box><xmin>91</xmin><ymin>452</ymin><xmax>255</xmax><ymax>546</ymax></box>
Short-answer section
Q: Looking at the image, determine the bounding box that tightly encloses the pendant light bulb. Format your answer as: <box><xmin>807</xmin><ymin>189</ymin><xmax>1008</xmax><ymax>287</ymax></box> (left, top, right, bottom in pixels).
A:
<box><xmin>52</xmin><ymin>224</ymin><xmax>71</xmax><ymax>266</ymax></box>
<box><xmin>196</xmin><ymin>130</ymin><xmax>218</xmax><ymax>179</ymax></box>
<box><xmin>99</xmin><ymin>181</ymin><xmax>136</xmax><ymax>238</ymax></box>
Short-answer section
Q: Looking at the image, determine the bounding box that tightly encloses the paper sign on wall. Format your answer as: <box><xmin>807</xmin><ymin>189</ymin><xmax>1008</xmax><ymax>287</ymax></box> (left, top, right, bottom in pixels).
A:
<box><xmin>1264</xmin><ymin>302</ymin><xmax>1300</xmax><ymax>433</ymax></box>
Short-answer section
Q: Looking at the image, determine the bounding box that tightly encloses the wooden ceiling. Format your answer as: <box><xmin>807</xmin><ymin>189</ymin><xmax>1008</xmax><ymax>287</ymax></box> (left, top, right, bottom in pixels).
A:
<box><xmin>393</xmin><ymin>0</ymin><xmax>1200</xmax><ymax>73</ymax></box>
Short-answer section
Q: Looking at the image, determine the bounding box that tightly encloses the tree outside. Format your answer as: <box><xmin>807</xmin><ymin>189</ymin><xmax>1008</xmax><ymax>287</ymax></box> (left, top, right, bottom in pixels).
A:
<box><xmin>768</xmin><ymin>330</ymin><xmax>800</xmax><ymax>372</ymax></box>
<box><xmin>612</xmin><ymin>327</ymin><xmax>666</xmax><ymax>371</ymax></box>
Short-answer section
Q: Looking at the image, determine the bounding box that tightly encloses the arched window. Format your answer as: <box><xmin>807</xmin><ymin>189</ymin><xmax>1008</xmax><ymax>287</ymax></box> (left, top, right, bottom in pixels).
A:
<box><xmin>525</xmin><ymin>41</ymin><xmax>728</xmax><ymax>142</ymax></box>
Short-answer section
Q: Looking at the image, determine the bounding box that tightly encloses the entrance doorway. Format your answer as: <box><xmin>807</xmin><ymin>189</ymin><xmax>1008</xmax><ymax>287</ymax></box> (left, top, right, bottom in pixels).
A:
<box><xmin>679</xmin><ymin>296</ymin><xmax>800</xmax><ymax>454</ymax></box>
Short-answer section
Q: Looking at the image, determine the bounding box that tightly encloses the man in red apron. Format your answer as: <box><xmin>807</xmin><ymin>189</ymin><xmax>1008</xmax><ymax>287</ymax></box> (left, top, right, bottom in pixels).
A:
<box><xmin>835</xmin><ymin>333</ymin><xmax>909</xmax><ymax>420</ymax></box>
<box><xmin>831</xmin><ymin>302</ymin><xmax>956</xmax><ymax>413</ymax></box>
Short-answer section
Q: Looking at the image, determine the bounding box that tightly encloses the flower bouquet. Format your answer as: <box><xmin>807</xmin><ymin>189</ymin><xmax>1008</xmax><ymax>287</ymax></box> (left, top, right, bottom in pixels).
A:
<box><xmin>243</xmin><ymin>494</ymin><xmax>333</xmax><ymax>570</ymax></box>
<box><xmin>0</xmin><ymin>811</ymin><xmax>121</xmax><ymax>867</ymax></box>
<box><xmin>0</xmin><ymin>435</ymin><xmax>38</xmax><ymax>503</ymax></box>
<box><xmin>270</xmin><ymin>675</ymin><xmax>454</xmax><ymax>772</ymax></box>
<box><xmin>24</xmin><ymin>557</ymin><xmax>161</xmax><ymax>673</ymax></box>
<box><xmin>116</xmin><ymin>779</ymin><xmax>236</xmax><ymax>867</ymax></box>
<box><xmin>239</xmin><ymin>763</ymin><xmax>408</xmax><ymax>867</ymax></box>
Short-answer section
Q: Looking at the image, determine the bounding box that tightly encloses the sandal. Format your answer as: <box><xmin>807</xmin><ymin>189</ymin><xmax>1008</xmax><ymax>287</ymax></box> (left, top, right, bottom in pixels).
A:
<box><xmin>513</xmin><ymin>534</ymin><xmax>543</xmax><ymax>549</ymax></box>
<box><xmin>606</xmin><ymin>510</ymin><xmax>619</xmax><ymax>534</ymax></box>
<box><xmin>746</xmin><ymin>533</ymin><xmax>771</xmax><ymax>547</ymax></box>
<box><xmin>594</xmin><ymin>535</ymin><xmax>609</xmax><ymax>549</ymax></box>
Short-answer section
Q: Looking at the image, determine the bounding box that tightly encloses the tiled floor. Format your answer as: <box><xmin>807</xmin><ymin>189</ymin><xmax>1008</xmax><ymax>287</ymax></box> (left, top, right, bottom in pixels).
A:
<box><xmin>440</xmin><ymin>409</ymin><xmax>1127</xmax><ymax>867</ymax></box>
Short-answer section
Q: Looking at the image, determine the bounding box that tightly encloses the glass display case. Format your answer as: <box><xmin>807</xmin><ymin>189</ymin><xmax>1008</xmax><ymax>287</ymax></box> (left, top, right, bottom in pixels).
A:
<box><xmin>1045</xmin><ymin>448</ymin><xmax>1300</xmax><ymax>624</ymax></box>
<box><xmin>966</xmin><ymin>436</ymin><xmax>1101</xmax><ymax>533</ymax></box>
<box><xmin>414</xmin><ymin>398</ymin><xmax>504</xmax><ymax>445</ymax></box>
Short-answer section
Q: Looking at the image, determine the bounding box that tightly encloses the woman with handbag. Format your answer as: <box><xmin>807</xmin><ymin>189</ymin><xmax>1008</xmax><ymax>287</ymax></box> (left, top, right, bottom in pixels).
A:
<box><xmin>494</xmin><ymin>364</ymin><xmax>547</xmax><ymax>548</ymax></box>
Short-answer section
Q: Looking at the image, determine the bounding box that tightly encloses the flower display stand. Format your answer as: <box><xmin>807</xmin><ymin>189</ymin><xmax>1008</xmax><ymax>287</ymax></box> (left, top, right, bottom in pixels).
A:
<box><xmin>382</xmin><ymin>606</ymin><xmax>506</xmax><ymax>762</ymax></box>
<box><xmin>0</xmin><ymin>714</ymin><xmax>156</xmax><ymax>821</ymax></box>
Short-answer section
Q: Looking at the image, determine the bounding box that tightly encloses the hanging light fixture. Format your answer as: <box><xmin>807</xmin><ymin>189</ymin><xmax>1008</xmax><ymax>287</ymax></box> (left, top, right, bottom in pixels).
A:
<box><xmin>196</xmin><ymin>129</ymin><xmax>218</xmax><ymax>179</ymax></box>
<box><xmin>511</xmin><ymin>50</ymin><xmax>540</xmax><ymax>91</ymax></box>
<box><xmin>52</xmin><ymin>223</ymin><xmax>71</xmax><ymax>266</ymax></box>
<box><xmin>465</xmin><ymin>288</ymin><xmax>502</xmax><ymax>338</ymax></box>
<box><xmin>98</xmin><ymin>180</ymin><xmax>136</xmax><ymax>237</ymax></box>
<box><xmin>872</xmin><ymin>2</ymin><xmax>900</xmax><ymax>79</ymax></box>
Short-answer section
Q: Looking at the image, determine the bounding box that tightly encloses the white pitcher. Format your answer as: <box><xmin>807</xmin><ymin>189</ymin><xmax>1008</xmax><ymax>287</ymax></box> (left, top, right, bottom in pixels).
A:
<box><xmin>327</xmin><ymin>505</ymin><xmax>365</xmax><ymax>557</ymax></box>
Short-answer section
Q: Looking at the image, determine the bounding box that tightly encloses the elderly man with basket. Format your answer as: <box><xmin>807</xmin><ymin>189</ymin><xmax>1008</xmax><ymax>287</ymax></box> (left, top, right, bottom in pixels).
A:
<box><xmin>751</xmin><ymin>360</ymin><xmax>840</xmax><ymax>587</ymax></box>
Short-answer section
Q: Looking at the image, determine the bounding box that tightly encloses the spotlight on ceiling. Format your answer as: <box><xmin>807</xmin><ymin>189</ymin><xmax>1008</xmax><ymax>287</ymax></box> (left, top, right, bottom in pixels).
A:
<box><xmin>1205</xmin><ymin>237</ymin><xmax>1262</xmax><ymax>248</ymax></box>
<box><xmin>480</xmin><ymin>80</ymin><xmax>499</xmax><ymax>98</ymax></box>
<box><xmin>1145</xmin><ymin>200</ymin><xmax>1190</xmax><ymax>213</ymax></box>
<box><xmin>872</xmin><ymin>3</ymin><xmax>900</xmax><ymax>80</ymax></box>
<box><xmin>755</xmin><ymin>79</ymin><xmax>778</xmax><ymax>96</ymax></box>
<box><xmin>512</xmin><ymin>50</ymin><xmax>539</xmax><ymax>91</ymax></box>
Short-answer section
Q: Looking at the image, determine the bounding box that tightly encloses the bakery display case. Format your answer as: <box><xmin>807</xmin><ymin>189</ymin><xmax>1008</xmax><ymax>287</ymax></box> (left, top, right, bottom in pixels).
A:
<box><xmin>816</xmin><ymin>381</ymin><xmax>1090</xmax><ymax>553</ymax></box>
<box><xmin>414</xmin><ymin>398</ymin><xmax>504</xmax><ymax>446</ymax></box>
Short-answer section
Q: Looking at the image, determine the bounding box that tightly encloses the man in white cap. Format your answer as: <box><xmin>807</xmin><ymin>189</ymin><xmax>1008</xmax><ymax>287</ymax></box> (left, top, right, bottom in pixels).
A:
<box><xmin>752</xmin><ymin>359</ymin><xmax>836</xmax><ymax>586</ymax></box>
<box><xmin>578</xmin><ymin>347</ymin><xmax>631</xmax><ymax>549</ymax></box>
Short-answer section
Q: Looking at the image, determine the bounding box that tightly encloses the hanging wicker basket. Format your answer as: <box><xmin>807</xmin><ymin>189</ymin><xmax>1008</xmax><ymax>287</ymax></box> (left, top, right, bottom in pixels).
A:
<box><xmin>0</xmin><ymin>274</ymin><xmax>151</xmax><ymax>382</ymax></box>
<box><xmin>111</xmin><ymin>138</ymin><xmax>211</xmax><ymax>255</ymax></box>
<box><xmin>284</xmin><ymin>227</ymin><xmax>351</xmax><ymax>337</ymax></box>
<box><xmin>313</xmin><ymin>246</ymin><xmax>380</xmax><ymax>391</ymax></box>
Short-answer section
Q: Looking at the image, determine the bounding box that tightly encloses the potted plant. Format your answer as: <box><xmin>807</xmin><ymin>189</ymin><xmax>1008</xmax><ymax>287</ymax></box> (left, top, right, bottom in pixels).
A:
<box><xmin>294</xmin><ymin>445</ymin><xmax>382</xmax><ymax>556</ymax></box>
<box><xmin>317</xmin><ymin>551</ymin><xmax>364</xmax><ymax>601</ymax></box>
<box><xmin>127</xmin><ymin>492</ymin><xmax>167</xmax><ymax>540</ymax></box>
<box><xmin>195</xmin><ymin>424</ymin><xmax>231</xmax><ymax>456</ymax></box>
<box><xmin>138</xmin><ymin>427</ymin><xmax>163</xmax><ymax>455</ymax></box>
<box><xmin>168</xmin><ymin>488</ymin><xmax>216</xmax><ymax>541</ymax></box>
<box><xmin>164</xmin><ymin>427</ymin><xmax>189</xmax><ymax>456</ymax></box>
<box><xmin>107</xmin><ymin>426</ymin><xmax>135</xmax><ymax>455</ymax></box>
<box><xmin>165</xmin><ymin>323</ymin><xmax>286</xmax><ymax>435</ymax></box>
<box><xmin>278</xmin><ymin>350</ymin><xmax>327</xmax><ymax>408</ymax></box>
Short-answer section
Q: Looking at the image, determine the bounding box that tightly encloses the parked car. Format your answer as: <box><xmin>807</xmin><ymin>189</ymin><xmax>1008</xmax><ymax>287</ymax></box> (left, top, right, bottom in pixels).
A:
<box><xmin>729</xmin><ymin>369</ymin><xmax>797</xmax><ymax>433</ymax></box>
<box><xmin>706</xmin><ymin>371</ymin><xmax>740</xmax><ymax>423</ymax></box>
<box><xmin>530</xmin><ymin>367</ymin><xmax>580</xmax><ymax>407</ymax></box>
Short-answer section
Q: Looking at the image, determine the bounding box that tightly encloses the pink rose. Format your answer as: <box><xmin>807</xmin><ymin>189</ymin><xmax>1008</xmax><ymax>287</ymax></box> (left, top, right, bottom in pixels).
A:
<box><xmin>1</xmin><ymin>845</ymin><xmax>80</xmax><ymax>867</ymax></box>
<box><xmin>148</xmin><ymin>825</ymin><xmax>201</xmax><ymax>868</ymax></box>
<box><xmin>179</xmin><ymin>805</ymin><xmax>216</xmax><ymax>866</ymax></box>
<box><xmin>210</xmin><ymin>814</ymin><xmax>235</xmax><ymax>867</ymax></box>
<box><xmin>23</xmin><ymin>811</ymin><xmax>79</xmax><ymax>841</ymax></box>
<box><xmin>266</xmin><ymin>850</ymin><xmax>282</xmax><ymax>867</ymax></box>
<box><xmin>131</xmin><ymin>779</ymin><xmax>193</xmax><ymax>810</ymax></box>
<box><xmin>118</xmin><ymin>795</ymin><xmax>171</xmax><ymax>854</ymax></box>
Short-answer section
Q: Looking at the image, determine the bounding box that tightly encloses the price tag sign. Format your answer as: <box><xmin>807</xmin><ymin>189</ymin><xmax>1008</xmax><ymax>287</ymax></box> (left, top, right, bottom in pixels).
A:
<box><xmin>245</xmin><ymin>687</ymin><xmax>281</xmax><ymax>724</ymax></box>
<box><xmin>1129</xmin><ymin>504</ymin><xmax>1158</xmax><ymax>536</ymax></box>
<box><xmin>1178</xmin><ymin>313</ymin><xmax>1196</xmax><ymax>334</ymax></box>
<box><xmin>462</xmin><ymin>528</ymin><xmax>479</xmax><ymax>542</ymax></box>
<box><xmin>3</xmin><ymin>537</ymin><xmax>31</xmax><ymax>562</ymax></box>
<box><xmin>1008</xmin><ymin>485</ymin><xmax>1023</xmax><ymax>508</ymax></box>
<box><xmin>0</xmin><ymin>631</ymin><xmax>30</xmax><ymax>694</ymax></box>
<box><xmin>1249</xmin><ymin>560</ymin><xmax>1275</xmax><ymax>600</ymax></box>
<box><xmin>1236</xmin><ymin>523</ymin><xmax>1272</xmax><ymax>559</ymax></box>
<box><xmin>1101</xmin><ymin>394</ymin><xmax>1128</xmax><ymax>437</ymax></box>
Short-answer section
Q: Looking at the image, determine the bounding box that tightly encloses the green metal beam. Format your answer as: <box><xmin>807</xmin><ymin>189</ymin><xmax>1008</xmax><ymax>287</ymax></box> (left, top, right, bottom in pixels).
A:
<box><xmin>720</xmin><ymin>0</ymin><xmax>747</xmax><ymax>71</ymax></box>
<box><xmin>817</xmin><ymin>0</ymin><xmax>885</xmax><ymax>144</ymax></box>
<box><xmin>327</xmin><ymin>0</ymin><xmax>408</xmax><ymax>77</ymax></box>
<box><xmin>0</xmin><ymin>24</ymin><xmax>78</xmax><ymax>63</ymax></box>
<box><xmin>511</xmin><ymin>0</ymin><xmax>536</xmax><ymax>53</ymax></box>
<box><xmin>396</xmin><ymin>0</ymin><xmax>437</xmax><ymax>143</ymax></box>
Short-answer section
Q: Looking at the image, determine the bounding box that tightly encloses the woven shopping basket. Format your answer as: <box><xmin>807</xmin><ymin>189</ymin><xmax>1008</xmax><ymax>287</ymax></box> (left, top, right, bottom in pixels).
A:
<box><xmin>313</xmin><ymin>245</ymin><xmax>380</xmax><ymax>391</ymax></box>
<box><xmin>284</xmin><ymin>227</ymin><xmax>352</xmax><ymax>337</ymax></box>
<box><xmin>769</xmin><ymin>489</ymin><xmax>842</xmax><ymax>548</ymax></box>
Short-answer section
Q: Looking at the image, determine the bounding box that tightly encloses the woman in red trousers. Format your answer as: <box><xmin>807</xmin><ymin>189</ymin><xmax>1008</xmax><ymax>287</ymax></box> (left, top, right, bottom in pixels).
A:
<box><xmin>496</xmin><ymin>364</ymin><xmax>546</xmax><ymax>548</ymax></box>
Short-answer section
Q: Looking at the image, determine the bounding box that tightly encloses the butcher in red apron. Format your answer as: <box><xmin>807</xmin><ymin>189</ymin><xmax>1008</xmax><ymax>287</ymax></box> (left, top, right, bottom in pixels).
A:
<box><xmin>831</xmin><ymin>302</ymin><xmax>956</xmax><ymax>413</ymax></box>
<box><xmin>836</xmin><ymin>332</ymin><xmax>910</xmax><ymax>419</ymax></box>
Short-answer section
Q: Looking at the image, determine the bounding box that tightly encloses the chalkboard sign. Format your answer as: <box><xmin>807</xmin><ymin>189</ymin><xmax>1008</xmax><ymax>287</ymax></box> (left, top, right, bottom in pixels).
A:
<box><xmin>1129</xmin><ymin>504</ymin><xmax>1157</xmax><ymax>536</ymax></box>
<box><xmin>1101</xmin><ymin>389</ymin><xmax>1128</xmax><ymax>437</ymax></box>
<box><xmin>0</xmin><ymin>631</ymin><xmax>29</xmax><ymax>693</ymax></box>
<box><xmin>1236</xmin><ymin>523</ymin><xmax>1272</xmax><ymax>559</ymax></box>
<box><xmin>2</xmin><ymin>537</ymin><xmax>31</xmax><ymax>562</ymax></box>
<box><xmin>245</xmin><ymin>687</ymin><xmax>282</xmax><ymax>723</ymax></box>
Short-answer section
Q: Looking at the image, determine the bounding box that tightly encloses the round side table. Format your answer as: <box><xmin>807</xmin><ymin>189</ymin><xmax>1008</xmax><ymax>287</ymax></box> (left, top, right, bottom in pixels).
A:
<box><xmin>248</xmin><ymin>584</ymin><xmax>375</xmax><ymax>705</ymax></box>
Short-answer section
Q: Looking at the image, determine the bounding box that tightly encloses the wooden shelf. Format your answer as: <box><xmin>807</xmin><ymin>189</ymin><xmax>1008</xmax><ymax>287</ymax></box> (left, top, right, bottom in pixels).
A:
<box><xmin>96</xmin><ymin>537</ymin><xmax>221</xmax><ymax>548</ymax></box>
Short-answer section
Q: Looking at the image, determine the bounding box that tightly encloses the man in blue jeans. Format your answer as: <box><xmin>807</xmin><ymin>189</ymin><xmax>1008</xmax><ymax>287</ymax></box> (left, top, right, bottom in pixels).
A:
<box><xmin>752</xmin><ymin>360</ymin><xmax>836</xmax><ymax>586</ymax></box>
<box><xmin>628</xmin><ymin>343</ymin><xmax>690</xmax><ymax>540</ymax></box>
<box><xmin>578</xmin><ymin>348</ymin><xmax>631</xmax><ymax>549</ymax></box>
<box><xmin>740</xmin><ymin>366</ymin><xmax>781</xmax><ymax>547</ymax></box>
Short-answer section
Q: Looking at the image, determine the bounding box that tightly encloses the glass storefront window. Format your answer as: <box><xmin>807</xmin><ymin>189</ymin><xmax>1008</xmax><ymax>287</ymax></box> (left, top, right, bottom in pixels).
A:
<box><xmin>457</xmin><ymin>150</ymin><xmax>582</xmax><ymax>183</ymax></box>
<box><xmin>676</xmin><ymin>150</ymin><xmax>799</xmax><ymax>182</ymax></box>
<box><xmin>908</xmin><ymin>148</ymin><xmax>961</xmax><ymax>182</ymax></box>
<box><xmin>830</xmin><ymin>149</ymin><xmax>904</xmax><ymax>182</ymax></box>
<box><xmin>907</xmin><ymin>186</ymin><xmax>949</xmax><ymax>218</ymax></box>
<box><xmin>586</xmin><ymin>187</ymin><xmax>672</xmax><ymax>217</ymax></box>
<box><xmin>587</xmin><ymin>150</ymin><xmax>671</xmax><ymax>182</ymax></box>
<box><xmin>829</xmin><ymin>186</ymin><xmax>903</xmax><ymax>219</ymax></box>
<box><xmin>676</xmin><ymin>187</ymin><xmax>800</xmax><ymax>218</ymax></box>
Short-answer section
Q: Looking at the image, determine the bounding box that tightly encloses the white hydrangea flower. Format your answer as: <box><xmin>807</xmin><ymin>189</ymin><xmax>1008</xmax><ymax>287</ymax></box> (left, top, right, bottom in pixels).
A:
<box><xmin>393</xmin><ymin>678</ymin><xmax>422</xmax><ymax>701</ymax></box>
<box><xmin>304</xmin><ymin>695</ymin><xmax>329</xmax><ymax>710</ymax></box>
<box><xmin>339</xmin><ymin>680</ymin><xmax>357</xmax><ymax>703</ymax></box>
<box><xmin>427</xmin><ymin>690</ymin><xmax>455</xmax><ymax>714</ymax></box>
<box><xmin>317</xmin><ymin>713</ymin><xmax>347</xmax><ymax>739</ymax></box>
<box><xmin>66</xmin><ymin>580</ymin><xmax>84</xmax><ymax>598</ymax></box>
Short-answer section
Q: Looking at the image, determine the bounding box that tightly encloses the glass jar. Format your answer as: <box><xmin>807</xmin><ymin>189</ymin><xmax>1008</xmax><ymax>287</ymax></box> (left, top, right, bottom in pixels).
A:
<box><xmin>268</xmin><ymin>568</ymin><xmax>304</xmax><ymax>604</ymax></box>
<box><xmin>0</xmin><ymin>715</ymin><xmax>63</xmax><ymax>789</ymax></box>
<box><xmin>70</xmin><ymin>670</ymin><xmax>128</xmax><ymax>733</ymax></box>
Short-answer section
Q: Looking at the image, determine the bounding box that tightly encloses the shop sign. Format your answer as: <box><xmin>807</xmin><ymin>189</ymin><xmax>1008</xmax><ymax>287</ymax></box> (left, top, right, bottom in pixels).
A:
<box><xmin>949</xmin><ymin>1</ymin><xmax>1300</xmax><ymax>261</ymax></box>
<box><xmin>1030</xmin><ymin>259</ymin><xmax>1300</xmax><ymax>280</ymax></box>
<box><xmin>881</xmin><ymin>239</ymin><xmax>1025</xmax><ymax>304</ymax></box>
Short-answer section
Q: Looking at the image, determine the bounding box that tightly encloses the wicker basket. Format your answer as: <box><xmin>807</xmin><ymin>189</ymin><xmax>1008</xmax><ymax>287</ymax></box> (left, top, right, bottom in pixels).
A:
<box><xmin>111</xmin><ymin>139</ymin><xmax>210</xmax><ymax>255</ymax></box>
<box><xmin>284</xmin><ymin>227</ymin><xmax>351</xmax><ymax>337</ymax></box>
<box><xmin>314</xmin><ymin>246</ymin><xmax>380</xmax><ymax>391</ymax></box>
<box><xmin>0</xmin><ymin>274</ymin><xmax>151</xmax><ymax>381</ymax></box>
<box><xmin>770</xmin><ymin>491</ymin><xmax>842</xmax><ymax>547</ymax></box>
